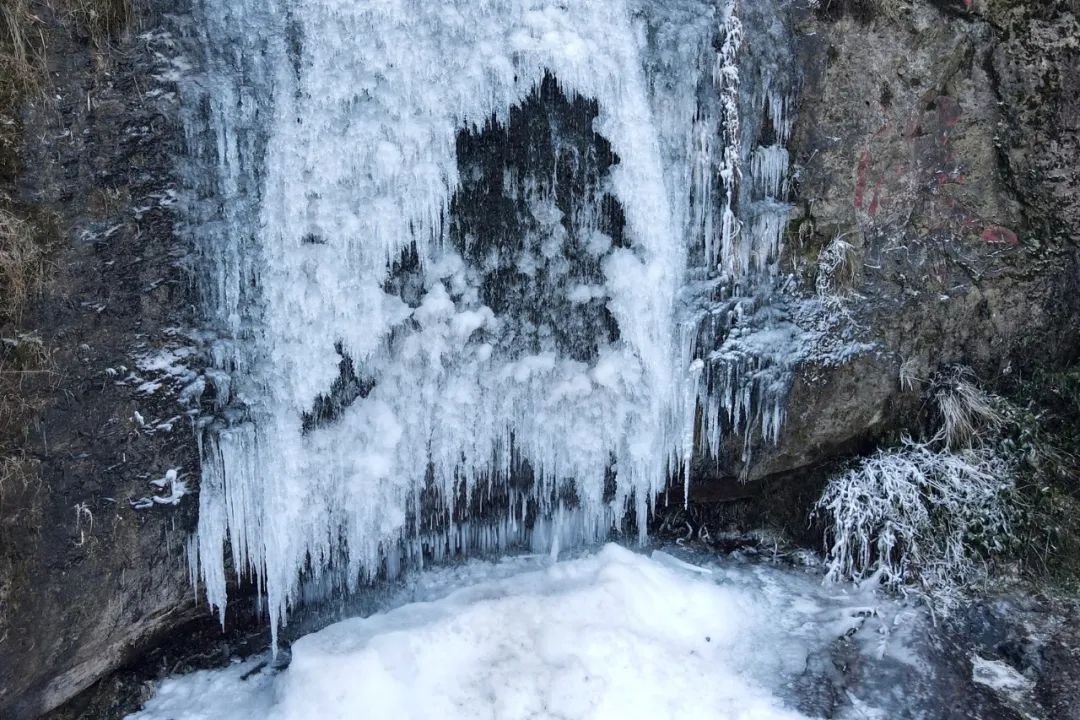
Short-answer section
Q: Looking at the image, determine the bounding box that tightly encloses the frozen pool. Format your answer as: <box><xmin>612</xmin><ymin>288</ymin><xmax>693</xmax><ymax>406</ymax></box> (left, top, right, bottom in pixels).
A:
<box><xmin>128</xmin><ymin>544</ymin><xmax>934</xmax><ymax>720</ymax></box>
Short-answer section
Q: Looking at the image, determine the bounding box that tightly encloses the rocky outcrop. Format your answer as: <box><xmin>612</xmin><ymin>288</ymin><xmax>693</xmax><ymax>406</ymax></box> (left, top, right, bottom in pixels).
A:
<box><xmin>0</xmin><ymin>4</ymin><xmax>236</xmax><ymax>718</ymax></box>
<box><xmin>689</xmin><ymin>0</ymin><xmax>1080</xmax><ymax>506</ymax></box>
<box><xmin>1</xmin><ymin>0</ymin><xmax>1078</xmax><ymax>717</ymax></box>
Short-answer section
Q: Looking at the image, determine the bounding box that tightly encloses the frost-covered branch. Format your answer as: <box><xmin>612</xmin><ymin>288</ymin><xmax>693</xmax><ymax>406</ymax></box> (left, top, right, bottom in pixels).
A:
<box><xmin>814</xmin><ymin>232</ymin><xmax>856</xmax><ymax>299</ymax></box>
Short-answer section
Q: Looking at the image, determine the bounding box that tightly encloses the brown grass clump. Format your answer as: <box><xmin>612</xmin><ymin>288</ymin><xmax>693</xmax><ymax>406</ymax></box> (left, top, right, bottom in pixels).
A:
<box><xmin>64</xmin><ymin>0</ymin><xmax>134</xmax><ymax>46</ymax></box>
<box><xmin>0</xmin><ymin>206</ymin><xmax>58</xmax><ymax>441</ymax></box>
<box><xmin>0</xmin><ymin>1</ymin><xmax>43</xmax><ymax>98</ymax></box>
<box><xmin>0</xmin><ymin>455</ymin><xmax>42</xmax><ymax>501</ymax></box>
<box><xmin>0</xmin><ymin>208</ymin><xmax>54</xmax><ymax>327</ymax></box>
<box><xmin>0</xmin><ymin>0</ymin><xmax>43</xmax><ymax>189</ymax></box>
<box><xmin>1</xmin><ymin>0</ymin><xmax>134</xmax><ymax>105</ymax></box>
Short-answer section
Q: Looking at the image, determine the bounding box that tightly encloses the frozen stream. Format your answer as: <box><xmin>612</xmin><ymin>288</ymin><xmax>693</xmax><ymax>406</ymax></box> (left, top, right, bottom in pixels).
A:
<box><xmin>179</xmin><ymin>0</ymin><xmax>838</xmax><ymax>646</ymax></box>
<box><xmin>129</xmin><ymin>544</ymin><xmax>936</xmax><ymax>719</ymax></box>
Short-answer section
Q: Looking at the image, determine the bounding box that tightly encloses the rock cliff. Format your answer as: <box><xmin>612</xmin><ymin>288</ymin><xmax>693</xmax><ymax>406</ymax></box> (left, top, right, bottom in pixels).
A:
<box><xmin>0</xmin><ymin>0</ymin><xmax>1076</xmax><ymax>717</ymax></box>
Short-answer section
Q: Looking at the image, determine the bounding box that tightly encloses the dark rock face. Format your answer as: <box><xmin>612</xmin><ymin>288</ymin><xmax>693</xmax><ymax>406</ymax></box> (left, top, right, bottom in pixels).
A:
<box><xmin>0</xmin><ymin>5</ymin><xmax>234</xmax><ymax>718</ymax></box>
<box><xmin>448</xmin><ymin>73</ymin><xmax>626</xmax><ymax>365</ymax></box>
<box><xmin>1</xmin><ymin>0</ymin><xmax>1078</xmax><ymax>718</ymax></box>
<box><xmin>934</xmin><ymin>592</ymin><xmax>1080</xmax><ymax>720</ymax></box>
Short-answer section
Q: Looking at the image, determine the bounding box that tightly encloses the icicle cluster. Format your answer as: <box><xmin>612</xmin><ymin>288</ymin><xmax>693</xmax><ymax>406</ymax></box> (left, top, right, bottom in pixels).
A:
<box><xmin>676</xmin><ymin>0</ymin><xmax>805</xmax><ymax>474</ymax></box>
<box><xmin>179</xmin><ymin>0</ymin><xmax>808</xmax><ymax>642</ymax></box>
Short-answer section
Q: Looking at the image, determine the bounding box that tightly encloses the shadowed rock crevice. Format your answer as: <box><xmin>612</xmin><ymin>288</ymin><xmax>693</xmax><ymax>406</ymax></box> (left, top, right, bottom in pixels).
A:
<box><xmin>447</xmin><ymin>71</ymin><xmax>626</xmax><ymax>364</ymax></box>
<box><xmin>301</xmin><ymin>342</ymin><xmax>376</xmax><ymax>433</ymax></box>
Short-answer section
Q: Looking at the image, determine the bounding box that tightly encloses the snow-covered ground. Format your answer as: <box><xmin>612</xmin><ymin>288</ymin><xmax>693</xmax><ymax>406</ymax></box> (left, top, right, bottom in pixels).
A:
<box><xmin>128</xmin><ymin>544</ymin><xmax>932</xmax><ymax>720</ymax></box>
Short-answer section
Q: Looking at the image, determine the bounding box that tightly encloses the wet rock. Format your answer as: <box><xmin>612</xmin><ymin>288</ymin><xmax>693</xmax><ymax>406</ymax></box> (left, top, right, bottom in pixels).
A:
<box><xmin>937</xmin><ymin>592</ymin><xmax>1080</xmax><ymax>719</ymax></box>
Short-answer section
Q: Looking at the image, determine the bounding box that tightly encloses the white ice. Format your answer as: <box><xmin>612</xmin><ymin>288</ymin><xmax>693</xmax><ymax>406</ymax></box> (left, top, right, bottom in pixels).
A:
<box><xmin>129</xmin><ymin>545</ymin><xmax>924</xmax><ymax>720</ymax></box>
<box><xmin>181</xmin><ymin>0</ymin><xmax>839</xmax><ymax>644</ymax></box>
<box><xmin>971</xmin><ymin>655</ymin><xmax>1035</xmax><ymax>701</ymax></box>
<box><xmin>184</xmin><ymin>0</ymin><xmax>749</xmax><ymax>642</ymax></box>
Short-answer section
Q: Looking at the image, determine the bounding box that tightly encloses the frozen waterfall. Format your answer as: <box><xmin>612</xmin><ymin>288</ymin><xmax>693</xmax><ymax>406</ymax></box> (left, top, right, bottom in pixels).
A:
<box><xmin>180</xmin><ymin>0</ymin><xmax>804</xmax><ymax>643</ymax></box>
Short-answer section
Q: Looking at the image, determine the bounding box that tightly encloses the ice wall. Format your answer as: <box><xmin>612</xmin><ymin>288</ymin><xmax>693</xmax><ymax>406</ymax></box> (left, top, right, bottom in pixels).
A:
<box><xmin>180</xmin><ymin>0</ymin><xmax>803</xmax><ymax>642</ymax></box>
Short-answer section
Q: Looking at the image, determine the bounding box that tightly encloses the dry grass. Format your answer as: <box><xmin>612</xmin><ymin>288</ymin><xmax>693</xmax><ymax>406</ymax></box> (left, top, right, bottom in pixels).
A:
<box><xmin>0</xmin><ymin>0</ymin><xmax>125</xmax><ymax>328</ymax></box>
<box><xmin>0</xmin><ymin>334</ymin><xmax>54</xmax><ymax>487</ymax></box>
<box><xmin>63</xmin><ymin>0</ymin><xmax>134</xmax><ymax>46</ymax></box>
<box><xmin>0</xmin><ymin>208</ymin><xmax>55</xmax><ymax>326</ymax></box>
<box><xmin>930</xmin><ymin>366</ymin><xmax>1007</xmax><ymax>450</ymax></box>
<box><xmin>0</xmin><ymin>207</ymin><xmax>58</xmax><ymax>454</ymax></box>
<box><xmin>1</xmin><ymin>0</ymin><xmax>133</xmax><ymax>105</ymax></box>
<box><xmin>0</xmin><ymin>454</ymin><xmax>44</xmax><ymax>606</ymax></box>
<box><xmin>0</xmin><ymin>0</ymin><xmax>44</xmax><ymax>192</ymax></box>
<box><xmin>0</xmin><ymin>1</ymin><xmax>133</xmax><ymax>614</ymax></box>
<box><xmin>0</xmin><ymin>0</ymin><xmax>129</xmax><ymax>489</ymax></box>
<box><xmin>0</xmin><ymin>1</ymin><xmax>44</xmax><ymax>98</ymax></box>
<box><xmin>0</xmin><ymin>454</ymin><xmax>42</xmax><ymax>503</ymax></box>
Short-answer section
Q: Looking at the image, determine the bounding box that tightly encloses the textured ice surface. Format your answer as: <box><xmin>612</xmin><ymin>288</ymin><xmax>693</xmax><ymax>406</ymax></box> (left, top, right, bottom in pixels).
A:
<box><xmin>179</xmin><ymin>0</ymin><xmax>834</xmax><ymax>640</ymax></box>
<box><xmin>971</xmin><ymin>655</ymin><xmax>1035</xmax><ymax>700</ymax></box>
<box><xmin>128</xmin><ymin>545</ymin><xmax>930</xmax><ymax>720</ymax></box>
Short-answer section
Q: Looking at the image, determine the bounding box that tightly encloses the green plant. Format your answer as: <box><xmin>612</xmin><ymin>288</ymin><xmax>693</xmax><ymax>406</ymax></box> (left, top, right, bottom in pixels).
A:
<box><xmin>999</xmin><ymin>366</ymin><xmax>1080</xmax><ymax>584</ymax></box>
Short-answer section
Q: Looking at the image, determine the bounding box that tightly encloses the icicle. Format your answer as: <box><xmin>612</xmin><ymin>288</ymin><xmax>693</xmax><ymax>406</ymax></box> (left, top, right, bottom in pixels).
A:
<box><xmin>177</xmin><ymin>0</ymin><xmax>813</xmax><ymax>644</ymax></box>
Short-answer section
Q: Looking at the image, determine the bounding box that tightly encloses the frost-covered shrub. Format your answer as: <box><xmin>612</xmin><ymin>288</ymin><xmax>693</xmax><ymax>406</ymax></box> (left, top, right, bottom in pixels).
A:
<box><xmin>816</xmin><ymin>368</ymin><xmax>1018</xmax><ymax>597</ymax></box>
<box><xmin>814</xmin><ymin>233</ymin><xmax>857</xmax><ymax>299</ymax></box>
<box><xmin>816</xmin><ymin>438</ymin><xmax>1016</xmax><ymax>595</ymax></box>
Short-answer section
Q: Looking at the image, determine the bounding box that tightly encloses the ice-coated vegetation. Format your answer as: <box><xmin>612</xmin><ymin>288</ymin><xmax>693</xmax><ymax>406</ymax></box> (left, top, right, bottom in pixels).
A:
<box><xmin>816</xmin><ymin>369</ymin><xmax>1019</xmax><ymax>597</ymax></box>
<box><xmin>816</xmin><ymin>438</ymin><xmax>1015</xmax><ymax>594</ymax></box>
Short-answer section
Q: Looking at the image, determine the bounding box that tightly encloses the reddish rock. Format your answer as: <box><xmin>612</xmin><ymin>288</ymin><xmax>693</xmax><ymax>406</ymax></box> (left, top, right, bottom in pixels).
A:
<box><xmin>980</xmin><ymin>225</ymin><xmax>1020</xmax><ymax>246</ymax></box>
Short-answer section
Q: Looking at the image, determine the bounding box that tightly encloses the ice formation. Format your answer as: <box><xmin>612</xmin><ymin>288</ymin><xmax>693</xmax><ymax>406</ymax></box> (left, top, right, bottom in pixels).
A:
<box><xmin>180</xmin><ymin>0</ymin><xmax>806</xmax><ymax>639</ymax></box>
<box><xmin>128</xmin><ymin>546</ymin><xmax>929</xmax><ymax>720</ymax></box>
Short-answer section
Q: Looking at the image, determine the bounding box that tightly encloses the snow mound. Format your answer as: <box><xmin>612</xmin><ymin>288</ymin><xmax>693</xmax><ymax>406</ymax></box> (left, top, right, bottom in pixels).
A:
<box><xmin>132</xmin><ymin>544</ymin><xmax>930</xmax><ymax>720</ymax></box>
